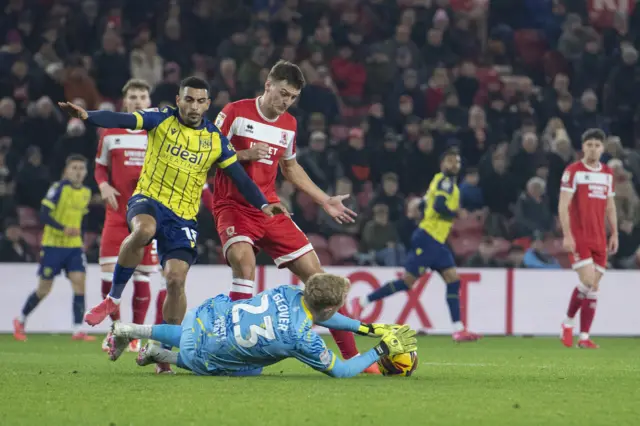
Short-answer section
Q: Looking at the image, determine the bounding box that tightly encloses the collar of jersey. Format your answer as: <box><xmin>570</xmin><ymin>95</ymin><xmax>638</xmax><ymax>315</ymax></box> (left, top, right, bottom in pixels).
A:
<box><xmin>300</xmin><ymin>297</ymin><xmax>313</xmax><ymax>321</ymax></box>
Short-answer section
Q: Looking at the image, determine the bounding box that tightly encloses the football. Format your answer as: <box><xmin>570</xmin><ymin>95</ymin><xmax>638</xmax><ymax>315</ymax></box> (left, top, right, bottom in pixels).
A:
<box><xmin>377</xmin><ymin>351</ymin><xmax>418</xmax><ymax>377</ymax></box>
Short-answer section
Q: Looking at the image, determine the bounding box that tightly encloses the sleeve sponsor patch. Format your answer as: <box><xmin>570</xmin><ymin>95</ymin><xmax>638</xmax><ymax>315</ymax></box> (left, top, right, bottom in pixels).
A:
<box><xmin>46</xmin><ymin>184</ymin><xmax>58</xmax><ymax>200</ymax></box>
<box><xmin>215</xmin><ymin>112</ymin><xmax>226</xmax><ymax>128</ymax></box>
<box><xmin>562</xmin><ymin>171</ymin><xmax>571</xmax><ymax>183</ymax></box>
<box><xmin>440</xmin><ymin>178</ymin><xmax>451</xmax><ymax>191</ymax></box>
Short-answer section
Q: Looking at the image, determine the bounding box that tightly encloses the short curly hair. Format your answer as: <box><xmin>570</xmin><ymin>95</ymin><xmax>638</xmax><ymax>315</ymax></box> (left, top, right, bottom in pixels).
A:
<box><xmin>303</xmin><ymin>273</ymin><xmax>350</xmax><ymax>312</ymax></box>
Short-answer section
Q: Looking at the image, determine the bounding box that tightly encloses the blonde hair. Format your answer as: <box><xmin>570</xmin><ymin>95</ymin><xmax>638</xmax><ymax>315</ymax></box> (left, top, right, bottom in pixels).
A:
<box><xmin>122</xmin><ymin>78</ymin><xmax>151</xmax><ymax>95</ymax></box>
<box><xmin>303</xmin><ymin>273</ymin><xmax>350</xmax><ymax>312</ymax></box>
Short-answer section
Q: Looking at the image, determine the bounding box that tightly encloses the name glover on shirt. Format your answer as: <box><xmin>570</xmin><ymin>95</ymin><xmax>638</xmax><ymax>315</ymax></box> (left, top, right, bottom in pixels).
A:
<box><xmin>272</xmin><ymin>293</ymin><xmax>291</xmax><ymax>332</ymax></box>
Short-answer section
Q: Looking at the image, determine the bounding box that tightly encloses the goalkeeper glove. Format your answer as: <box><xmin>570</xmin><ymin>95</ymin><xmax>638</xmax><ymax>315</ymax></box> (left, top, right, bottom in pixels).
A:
<box><xmin>373</xmin><ymin>325</ymin><xmax>418</xmax><ymax>357</ymax></box>
<box><xmin>357</xmin><ymin>323</ymin><xmax>403</xmax><ymax>337</ymax></box>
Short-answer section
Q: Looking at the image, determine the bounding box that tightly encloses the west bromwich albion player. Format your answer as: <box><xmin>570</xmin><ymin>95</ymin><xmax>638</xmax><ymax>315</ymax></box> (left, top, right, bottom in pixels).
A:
<box><xmin>58</xmin><ymin>77</ymin><xmax>289</xmax><ymax>330</ymax></box>
<box><xmin>352</xmin><ymin>148</ymin><xmax>481</xmax><ymax>342</ymax></box>
<box><xmin>108</xmin><ymin>273</ymin><xmax>416</xmax><ymax>377</ymax></box>
<box><xmin>13</xmin><ymin>155</ymin><xmax>94</xmax><ymax>342</ymax></box>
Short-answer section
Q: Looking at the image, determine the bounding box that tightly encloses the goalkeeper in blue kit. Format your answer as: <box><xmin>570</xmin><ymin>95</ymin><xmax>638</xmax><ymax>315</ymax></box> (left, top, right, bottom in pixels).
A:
<box><xmin>108</xmin><ymin>273</ymin><xmax>417</xmax><ymax>377</ymax></box>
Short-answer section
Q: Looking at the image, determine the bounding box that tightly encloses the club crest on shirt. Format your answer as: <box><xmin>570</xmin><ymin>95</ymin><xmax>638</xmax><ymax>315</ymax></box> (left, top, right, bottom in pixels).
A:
<box><xmin>280</xmin><ymin>131</ymin><xmax>288</xmax><ymax>145</ymax></box>
<box><xmin>200</xmin><ymin>136</ymin><xmax>211</xmax><ymax>149</ymax></box>
<box><xmin>215</xmin><ymin>112</ymin><xmax>226</xmax><ymax>128</ymax></box>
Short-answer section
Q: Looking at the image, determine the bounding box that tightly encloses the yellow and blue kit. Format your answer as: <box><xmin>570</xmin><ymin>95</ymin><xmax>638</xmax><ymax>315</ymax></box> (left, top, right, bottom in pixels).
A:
<box><xmin>38</xmin><ymin>180</ymin><xmax>91</xmax><ymax>279</ymax></box>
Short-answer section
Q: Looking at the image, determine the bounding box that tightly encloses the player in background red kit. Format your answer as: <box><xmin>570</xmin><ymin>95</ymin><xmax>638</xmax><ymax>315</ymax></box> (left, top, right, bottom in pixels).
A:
<box><xmin>214</xmin><ymin>60</ymin><xmax>379</xmax><ymax>374</ymax></box>
<box><xmin>94</xmin><ymin>79</ymin><xmax>157</xmax><ymax>354</ymax></box>
<box><xmin>559</xmin><ymin>129</ymin><xmax>618</xmax><ymax>349</ymax></box>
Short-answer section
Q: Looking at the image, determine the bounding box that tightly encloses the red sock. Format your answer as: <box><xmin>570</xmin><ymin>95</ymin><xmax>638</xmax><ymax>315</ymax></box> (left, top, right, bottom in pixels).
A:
<box><xmin>329</xmin><ymin>306</ymin><xmax>359</xmax><ymax>359</ymax></box>
<box><xmin>155</xmin><ymin>289</ymin><xmax>167</xmax><ymax>325</ymax></box>
<box><xmin>101</xmin><ymin>279</ymin><xmax>120</xmax><ymax>322</ymax></box>
<box><xmin>566</xmin><ymin>285</ymin><xmax>587</xmax><ymax>319</ymax></box>
<box><xmin>132</xmin><ymin>279</ymin><xmax>151</xmax><ymax>324</ymax></box>
<box><xmin>580</xmin><ymin>293</ymin><xmax>597</xmax><ymax>335</ymax></box>
<box><xmin>229</xmin><ymin>279</ymin><xmax>254</xmax><ymax>301</ymax></box>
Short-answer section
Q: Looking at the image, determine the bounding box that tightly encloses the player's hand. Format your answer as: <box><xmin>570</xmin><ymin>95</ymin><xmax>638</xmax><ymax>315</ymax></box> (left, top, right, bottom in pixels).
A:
<box><xmin>262</xmin><ymin>202</ymin><xmax>290</xmax><ymax>218</ymax></box>
<box><xmin>358</xmin><ymin>323</ymin><xmax>403</xmax><ymax>338</ymax></box>
<box><xmin>375</xmin><ymin>325</ymin><xmax>417</xmax><ymax>357</ymax></box>
<box><xmin>99</xmin><ymin>182</ymin><xmax>120</xmax><ymax>210</ymax></box>
<box><xmin>608</xmin><ymin>233</ymin><xmax>619</xmax><ymax>255</ymax></box>
<box><xmin>57</xmin><ymin>102</ymin><xmax>89</xmax><ymax>120</ymax></box>
<box><xmin>64</xmin><ymin>227</ymin><xmax>81</xmax><ymax>237</ymax></box>
<box><xmin>562</xmin><ymin>235</ymin><xmax>575</xmax><ymax>253</ymax></box>
<box><xmin>322</xmin><ymin>195</ymin><xmax>357</xmax><ymax>224</ymax></box>
<box><xmin>244</xmin><ymin>143</ymin><xmax>270</xmax><ymax>161</ymax></box>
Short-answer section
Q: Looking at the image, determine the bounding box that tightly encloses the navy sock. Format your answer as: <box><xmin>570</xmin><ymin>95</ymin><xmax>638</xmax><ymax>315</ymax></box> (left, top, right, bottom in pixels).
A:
<box><xmin>72</xmin><ymin>294</ymin><xmax>85</xmax><ymax>325</ymax></box>
<box><xmin>367</xmin><ymin>279</ymin><xmax>409</xmax><ymax>303</ymax></box>
<box><xmin>446</xmin><ymin>280</ymin><xmax>461</xmax><ymax>323</ymax></box>
<box><xmin>151</xmin><ymin>323</ymin><xmax>182</xmax><ymax>349</ymax></box>
<box><xmin>21</xmin><ymin>291</ymin><xmax>41</xmax><ymax>318</ymax></box>
<box><xmin>109</xmin><ymin>264</ymin><xmax>136</xmax><ymax>299</ymax></box>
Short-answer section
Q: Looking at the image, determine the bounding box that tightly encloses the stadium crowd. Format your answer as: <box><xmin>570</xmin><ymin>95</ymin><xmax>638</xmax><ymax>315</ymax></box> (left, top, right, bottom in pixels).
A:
<box><xmin>1</xmin><ymin>0</ymin><xmax>639</xmax><ymax>270</ymax></box>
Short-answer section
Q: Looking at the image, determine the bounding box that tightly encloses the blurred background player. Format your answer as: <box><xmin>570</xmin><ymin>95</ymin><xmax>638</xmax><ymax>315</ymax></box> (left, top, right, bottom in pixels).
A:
<box><xmin>352</xmin><ymin>148</ymin><xmax>481</xmax><ymax>342</ymax></box>
<box><xmin>212</xmin><ymin>61</ymin><xmax>377</xmax><ymax>373</ymax></box>
<box><xmin>95</xmin><ymin>79</ymin><xmax>158</xmax><ymax>354</ymax></box>
<box><xmin>107</xmin><ymin>273</ymin><xmax>417</xmax><ymax>378</ymax></box>
<box><xmin>559</xmin><ymin>129</ymin><xmax>617</xmax><ymax>349</ymax></box>
<box><xmin>58</xmin><ymin>77</ymin><xmax>285</xmax><ymax>334</ymax></box>
<box><xmin>13</xmin><ymin>155</ymin><xmax>93</xmax><ymax>342</ymax></box>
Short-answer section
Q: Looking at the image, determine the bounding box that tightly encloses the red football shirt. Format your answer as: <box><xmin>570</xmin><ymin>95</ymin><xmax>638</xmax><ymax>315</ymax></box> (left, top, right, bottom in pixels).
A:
<box><xmin>95</xmin><ymin>128</ymin><xmax>147</xmax><ymax>226</ymax></box>
<box><xmin>213</xmin><ymin>98</ymin><xmax>297</xmax><ymax>209</ymax></box>
<box><xmin>560</xmin><ymin>160</ymin><xmax>615</xmax><ymax>245</ymax></box>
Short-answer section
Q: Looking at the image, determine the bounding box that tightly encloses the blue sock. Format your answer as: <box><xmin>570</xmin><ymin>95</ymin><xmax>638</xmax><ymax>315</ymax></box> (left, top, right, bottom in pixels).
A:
<box><xmin>446</xmin><ymin>280</ymin><xmax>461</xmax><ymax>323</ymax></box>
<box><xmin>367</xmin><ymin>279</ymin><xmax>409</xmax><ymax>303</ymax></box>
<box><xmin>21</xmin><ymin>291</ymin><xmax>41</xmax><ymax>318</ymax></box>
<box><xmin>72</xmin><ymin>294</ymin><xmax>85</xmax><ymax>325</ymax></box>
<box><xmin>109</xmin><ymin>264</ymin><xmax>136</xmax><ymax>299</ymax></box>
<box><xmin>151</xmin><ymin>323</ymin><xmax>182</xmax><ymax>349</ymax></box>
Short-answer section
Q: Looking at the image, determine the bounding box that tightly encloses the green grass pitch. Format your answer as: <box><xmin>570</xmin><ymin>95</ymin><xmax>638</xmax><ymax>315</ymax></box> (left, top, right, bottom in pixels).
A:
<box><xmin>1</xmin><ymin>335</ymin><xmax>639</xmax><ymax>426</ymax></box>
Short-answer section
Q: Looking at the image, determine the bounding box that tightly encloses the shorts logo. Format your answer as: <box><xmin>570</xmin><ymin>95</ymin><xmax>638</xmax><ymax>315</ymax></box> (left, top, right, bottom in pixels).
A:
<box><xmin>215</xmin><ymin>112</ymin><xmax>226</xmax><ymax>128</ymax></box>
<box><xmin>319</xmin><ymin>348</ymin><xmax>332</xmax><ymax>367</ymax></box>
<box><xmin>226</xmin><ymin>226</ymin><xmax>236</xmax><ymax>238</ymax></box>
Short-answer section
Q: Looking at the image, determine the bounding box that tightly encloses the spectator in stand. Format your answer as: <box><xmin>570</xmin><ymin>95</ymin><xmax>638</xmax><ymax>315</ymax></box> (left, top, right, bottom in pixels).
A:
<box><xmin>369</xmin><ymin>173</ymin><xmax>405</xmax><ymax>224</ymax></box>
<box><xmin>459</xmin><ymin>168</ymin><xmax>484</xmax><ymax>213</ymax></box>
<box><xmin>608</xmin><ymin>159</ymin><xmax>640</xmax><ymax>266</ymax></box>
<box><xmin>403</xmin><ymin>132</ymin><xmax>439</xmax><ymax>196</ymax></box>
<box><xmin>360</xmin><ymin>203</ymin><xmax>404</xmax><ymax>267</ymax></box>
<box><xmin>297</xmin><ymin>131</ymin><xmax>343</xmax><ymax>192</ymax></box>
<box><xmin>575</xmin><ymin>89</ymin><xmax>608</xmax><ymax>136</ymax></box>
<box><xmin>547</xmin><ymin>130</ymin><xmax>575</xmax><ymax>213</ymax></box>
<box><xmin>15</xmin><ymin>146</ymin><xmax>49</xmax><ymax>210</ymax></box>
<box><xmin>93</xmin><ymin>31</ymin><xmax>130</xmax><ymax>101</ymax></box>
<box><xmin>340</xmin><ymin>127</ymin><xmax>370</xmax><ymax>191</ymax></box>
<box><xmin>465</xmin><ymin>237</ymin><xmax>502</xmax><ymax>268</ymax></box>
<box><xmin>480</xmin><ymin>145</ymin><xmax>517</xmax><ymax>238</ymax></box>
<box><xmin>523</xmin><ymin>232</ymin><xmax>562</xmax><ymax>269</ymax></box>
<box><xmin>510</xmin><ymin>131</ymin><xmax>545</xmax><ymax>192</ymax></box>
<box><xmin>62</xmin><ymin>56</ymin><xmax>100</xmax><ymax>110</ymax></box>
<box><xmin>130</xmin><ymin>41</ymin><xmax>163</xmax><ymax>90</ymax></box>
<box><xmin>0</xmin><ymin>219</ymin><xmax>32</xmax><ymax>262</ymax></box>
<box><xmin>513</xmin><ymin>177</ymin><xmax>554</xmax><ymax>239</ymax></box>
<box><xmin>0</xmin><ymin>97</ymin><xmax>18</xmax><ymax>137</ymax></box>
<box><xmin>371</xmin><ymin>131</ymin><xmax>405</xmax><ymax>183</ymax></box>
<box><xmin>604</xmin><ymin>44</ymin><xmax>639</xmax><ymax>146</ymax></box>
<box><xmin>602</xmin><ymin>136</ymin><xmax>640</xmax><ymax>189</ymax></box>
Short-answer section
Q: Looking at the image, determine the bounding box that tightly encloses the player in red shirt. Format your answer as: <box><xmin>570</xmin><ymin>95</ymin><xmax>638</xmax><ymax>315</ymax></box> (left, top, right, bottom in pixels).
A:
<box><xmin>95</xmin><ymin>79</ymin><xmax>157</xmax><ymax>354</ymax></box>
<box><xmin>559</xmin><ymin>128</ymin><xmax>618</xmax><ymax>349</ymax></box>
<box><xmin>213</xmin><ymin>60</ymin><xmax>379</xmax><ymax>374</ymax></box>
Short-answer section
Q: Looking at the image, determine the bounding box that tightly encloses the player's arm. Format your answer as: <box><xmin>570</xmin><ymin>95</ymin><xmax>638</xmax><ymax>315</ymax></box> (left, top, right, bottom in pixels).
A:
<box><xmin>40</xmin><ymin>183</ymin><xmax>75</xmax><ymax>235</ymax></box>
<box><xmin>215</xmin><ymin>134</ymin><xmax>271</xmax><ymax>211</ymax></box>
<box><xmin>94</xmin><ymin>129</ymin><xmax>120</xmax><ymax>210</ymax></box>
<box><xmin>58</xmin><ymin>102</ymin><xmax>165</xmax><ymax>131</ymax></box>
<box><xmin>316</xmin><ymin>311</ymin><xmax>401</xmax><ymax>337</ymax></box>
<box><xmin>606</xmin><ymin>189</ymin><xmax>618</xmax><ymax>253</ymax></box>
<box><xmin>280</xmin><ymin>157</ymin><xmax>330</xmax><ymax>205</ymax></box>
<box><xmin>558</xmin><ymin>168</ymin><xmax>575</xmax><ymax>248</ymax></box>
<box><xmin>432</xmin><ymin>177</ymin><xmax>457</xmax><ymax>219</ymax></box>
<box><xmin>292</xmin><ymin>326</ymin><xmax>417</xmax><ymax>378</ymax></box>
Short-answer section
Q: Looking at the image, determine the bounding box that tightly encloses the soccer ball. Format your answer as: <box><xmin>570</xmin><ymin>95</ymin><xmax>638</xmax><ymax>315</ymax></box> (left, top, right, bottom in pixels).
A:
<box><xmin>377</xmin><ymin>351</ymin><xmax>418</xmax><ymax>377</ymax></box>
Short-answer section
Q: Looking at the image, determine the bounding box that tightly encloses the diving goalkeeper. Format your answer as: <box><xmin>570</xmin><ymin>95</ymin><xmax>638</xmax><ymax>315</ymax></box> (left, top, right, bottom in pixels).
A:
<box><xmin>108</xmin><ymin>273</ymin><xmax>417</xmax><ymax>377</ymax></box>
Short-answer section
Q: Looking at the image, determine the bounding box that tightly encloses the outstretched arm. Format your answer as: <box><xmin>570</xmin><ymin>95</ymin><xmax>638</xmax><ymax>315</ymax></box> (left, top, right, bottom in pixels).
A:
<box><xmin>222</xmin><ymin>162</ymin><xmax>269</xmax><ymax>211</ymax></box>
<box><xmin>58</xmin><ymin>102</ymin><xmax>165</xmax><ymax>130</ymax></box>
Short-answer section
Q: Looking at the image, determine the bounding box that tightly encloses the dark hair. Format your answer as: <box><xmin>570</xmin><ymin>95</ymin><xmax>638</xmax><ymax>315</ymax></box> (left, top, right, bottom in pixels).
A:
<box><xmin>581</xmin><ymin>128</ymin><xmax>606</xmax><ymax>144</ymax></box>
<box><xmin>122</xmin><ymin>78</ymin><xmax>151</xmax><ymax>95</ymax></box>
<box><xmin>267</xmin><ymin>60</ymin><xmax>306</xmax><ymax>90</ymax></box>
<box><xmin>179</xmin><ymin>76</ymin><xmax>210</xmax><ymax>93</ymax></box>
<box><xmin>66</xmin><ymin>154</ymin><xmax>87</xmax><ymax>165</ymax></box>
<box><xmin>440</xmin><ymin>146</ymin><xmax>460</xmax><ymax>163</ymax></box>
<box><xmin>465</xmin><ymin>167</ymin><xmax>479</xmax><ymax>175</ymax></box>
